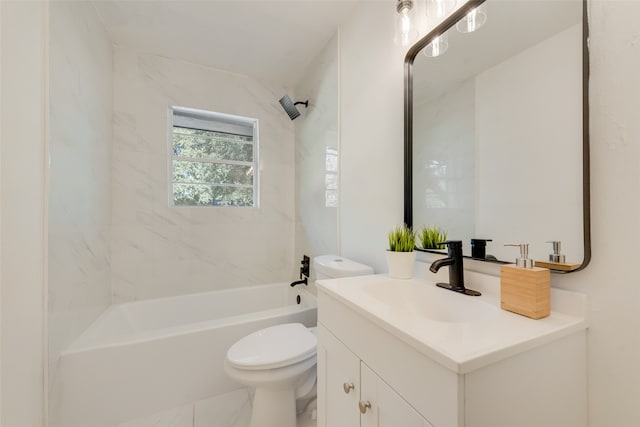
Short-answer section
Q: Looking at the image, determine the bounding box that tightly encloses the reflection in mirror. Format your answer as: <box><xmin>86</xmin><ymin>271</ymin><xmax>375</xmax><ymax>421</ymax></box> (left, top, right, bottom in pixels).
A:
<box><xmin>405</xmin><ymin>0</ymin><xmax>589</xmax><ymax>271</ymax></box>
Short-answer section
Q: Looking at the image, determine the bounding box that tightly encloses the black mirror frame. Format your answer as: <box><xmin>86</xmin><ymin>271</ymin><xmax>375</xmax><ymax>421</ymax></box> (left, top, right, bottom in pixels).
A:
<box><xmin>403</xmin><ymin>0</ymin><xmax>591</xmax><ymax>273</ymax></box>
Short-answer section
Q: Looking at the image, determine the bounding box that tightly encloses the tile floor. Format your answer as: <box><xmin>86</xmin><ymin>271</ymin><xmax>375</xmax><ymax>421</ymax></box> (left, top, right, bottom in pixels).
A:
<box><xmin>113</xmin><ymin>388</ymin><xmax>317</xmax><ymax>427</ymax></box>
<box><xmin>297</xmin><ymin>410</ymin><xmax>317</xmax><ymax>427</ymax></box>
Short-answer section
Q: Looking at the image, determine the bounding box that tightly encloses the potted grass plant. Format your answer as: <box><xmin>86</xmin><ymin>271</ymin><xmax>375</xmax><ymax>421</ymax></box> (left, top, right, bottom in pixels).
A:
<box><xmin>386</xmin><ymin>224</ymin><xmax>417</xmax><ymax>279</ymax></box>
<box><xmin>418</xmin><ymin>225</ymin><xmax>447</xmax><ymax>250</ymax></box>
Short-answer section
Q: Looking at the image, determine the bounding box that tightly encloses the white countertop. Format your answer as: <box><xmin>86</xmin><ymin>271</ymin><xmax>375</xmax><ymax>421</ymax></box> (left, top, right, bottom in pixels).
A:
<box><xmin>316</xmin><ymin>272</ymin><xmax>588</xmax><ymax>373</ymax></box>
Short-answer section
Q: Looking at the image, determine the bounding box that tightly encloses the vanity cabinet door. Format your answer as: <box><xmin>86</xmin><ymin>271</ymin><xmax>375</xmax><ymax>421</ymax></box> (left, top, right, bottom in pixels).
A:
<box><xmin>317</xmin><ymin>325</ymin><xmax>361</xmax><ymax>427</ymax></box>
<box><xmin>360</xmin><ymin>363</ymin><xmax>434</xmax><ymax>427</ymax></box>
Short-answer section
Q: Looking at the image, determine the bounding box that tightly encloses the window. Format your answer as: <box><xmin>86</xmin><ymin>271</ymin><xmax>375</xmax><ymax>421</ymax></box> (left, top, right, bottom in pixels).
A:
<box><xmin>169</xmin><ymin>106</ymin><xmax>258</xmax><ymax>207</ymax></box>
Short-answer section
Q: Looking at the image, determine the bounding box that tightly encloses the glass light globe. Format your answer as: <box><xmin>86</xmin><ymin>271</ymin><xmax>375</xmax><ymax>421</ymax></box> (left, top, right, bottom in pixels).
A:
<box><xmin>394</xmin><ymin>0</ymin><xmax>419</xmax><ymax>47</ymax></box>
<box><xmin>423</xmin><ymin>34</ymin><xmax>449</xmax><ymax>57</ymax></box>
<box><xmin>456</xmin><ymin>4</ymin><xmax>487</xmax><ymax>33</ymax></box>
<box><xmin>425</xmin><ymin>0</ymin><xmax>457</xmax><ymax>19</ymax></box>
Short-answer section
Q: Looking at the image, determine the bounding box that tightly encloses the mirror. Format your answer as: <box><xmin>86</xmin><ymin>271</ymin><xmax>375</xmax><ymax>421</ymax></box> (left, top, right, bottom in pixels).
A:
<box><xmin>404</xmin><ymin>0</ymin><xmax>590</xmax><ymax>272</ymax></box>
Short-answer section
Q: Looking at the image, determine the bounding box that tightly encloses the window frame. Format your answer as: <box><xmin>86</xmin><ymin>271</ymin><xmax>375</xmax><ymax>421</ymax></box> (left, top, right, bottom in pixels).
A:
<box><xmin>167</xmin><ymin>105</ymin><xmax>260</xmax><ymax>208</ymax></box>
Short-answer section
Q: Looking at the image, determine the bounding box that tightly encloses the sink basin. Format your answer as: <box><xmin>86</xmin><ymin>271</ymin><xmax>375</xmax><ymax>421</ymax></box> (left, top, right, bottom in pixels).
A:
<box><xmin>317</xmin><ymin>273</ymin><xmax>588</xmax><ymax>373</ymax></box>
<box><xmin>364</xmin><ymin>280</ymin><xmax>499</xmax><ymax>323</ymax></box>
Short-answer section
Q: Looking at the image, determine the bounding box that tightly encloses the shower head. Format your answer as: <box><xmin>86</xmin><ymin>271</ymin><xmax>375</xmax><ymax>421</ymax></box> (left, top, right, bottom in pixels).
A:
<box><xmin>279</xmin><ymin>95</ymin><xmax>309</xmax><ymax>120</ymax></box>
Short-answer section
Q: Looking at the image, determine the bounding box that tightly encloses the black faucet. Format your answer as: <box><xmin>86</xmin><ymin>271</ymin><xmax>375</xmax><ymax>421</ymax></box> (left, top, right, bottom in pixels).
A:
<box><xmin>429</xmin><ymin>241</ymin><xmax>481</xmax><ymax>296</ymax></box>
<box><xmin>290</xmin><ymin>255</ymin><xmax>310</xmax><ymax>287</ymax></box>
<box><xmin>470</xmin><ymin>238</ymin><xmax>492</xmax><ymax>260</ymax></box>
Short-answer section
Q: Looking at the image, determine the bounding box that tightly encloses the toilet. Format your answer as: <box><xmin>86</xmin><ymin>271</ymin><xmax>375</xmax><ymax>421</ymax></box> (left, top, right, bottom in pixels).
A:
<box><xmin>224</xmin><ymin>255</ymin><xmax>373</xmax><ymax>427</ymax></box>
<box><xmin>313</xmin><ymin>254</ymin><xmax>374</xmax><ymax>281</ymax></box>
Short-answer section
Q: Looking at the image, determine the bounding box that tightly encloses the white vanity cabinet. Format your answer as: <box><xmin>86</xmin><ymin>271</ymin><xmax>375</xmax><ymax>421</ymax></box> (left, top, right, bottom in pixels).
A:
<box><xmin>316</xmin><ymin>275</ymin><xmax>588</xmax><ymax>427</ymax></box>
<box><xmin>360</xmin><ymin>357</ymin><xmax>432</xmax><ymax>427</ymax></box>
<box><xmin>317</xmin><ymin>324</ymin><xmax>432</xmax><ymax>427</ymax></box>
<box><xmin>317</xmin><ymin>324</ymin><xmax>360</xmax><ymax>427</ymax></box>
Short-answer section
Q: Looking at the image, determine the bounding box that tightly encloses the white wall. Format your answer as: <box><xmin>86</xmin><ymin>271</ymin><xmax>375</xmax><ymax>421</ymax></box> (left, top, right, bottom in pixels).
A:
<box><xmin>337</xmin><ymin>0</ymin><xmax>640</xmax><ymax>425</ymax></box>
<box><xmin>111</xmin><ymin>47</ymin><xmax>297</xmax><ymax>302</ymax></box>
<box><xmin>0</xmin><ymin>1</ymin><xmax>47</xmax><ymax>425</ymax></box>
<box><xmin>48</xmin><ymin>1</ymin><xmax>113</xmax><ymax>411</ymax></box>
<box><xmin>559</xmin><ymin>2</ymin><xmax>640</xmax><ymax>424</ymax></box>
<box><xmin>339</xmin><ymin>1</ymin><xmax>407</xmax><ymax>273</ymax></box>
<box><xmin>295</xmin><ymin>34</ymin><xmax>340</xmax><ymax>275</ymax></box>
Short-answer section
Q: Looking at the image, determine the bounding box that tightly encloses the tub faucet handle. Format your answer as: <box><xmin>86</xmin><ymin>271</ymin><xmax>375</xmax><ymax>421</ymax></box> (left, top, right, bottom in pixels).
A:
<box><xmin>300</xmin><ymin>255</ymin><xmax>310</xmax><ymax>278</ymax></box>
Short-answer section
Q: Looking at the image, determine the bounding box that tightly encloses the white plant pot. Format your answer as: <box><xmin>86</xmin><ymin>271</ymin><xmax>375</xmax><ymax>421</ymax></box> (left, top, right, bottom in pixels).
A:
<box><xmin>385</xmin><ymin>251</ymin><xmax>416</xmax><ymax>279</ymax></box>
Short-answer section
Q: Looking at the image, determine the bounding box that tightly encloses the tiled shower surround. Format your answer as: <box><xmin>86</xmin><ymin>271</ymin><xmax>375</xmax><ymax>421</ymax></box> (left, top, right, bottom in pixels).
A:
<box><xmin>294</xmin><ymin>34</ymin><xmax>339</xmax><ymax>263</ymax></box>
<box><xmin>111</xmin><ymin>47</ymin><xmax>297</xmax><ymax>302</ymax></box>
<box><xmin>48</xmin><ymin>0</ymin><xmax>113</xmax><ymax>395</ymax></box>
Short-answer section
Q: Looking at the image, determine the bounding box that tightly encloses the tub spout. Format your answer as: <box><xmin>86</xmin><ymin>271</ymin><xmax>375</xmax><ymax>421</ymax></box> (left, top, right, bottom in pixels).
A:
<box><xmin>290</xmin><ymin>277</ymin><xmax>307</xmax><ymax>287</ymax></box>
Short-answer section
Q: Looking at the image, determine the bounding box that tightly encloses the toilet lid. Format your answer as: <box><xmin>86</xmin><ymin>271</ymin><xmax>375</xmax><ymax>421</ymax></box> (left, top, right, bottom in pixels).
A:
<box><xmin>226</xmin><ymin>323</ymin><xmax>317</xmax><ymax>370</ymax></box>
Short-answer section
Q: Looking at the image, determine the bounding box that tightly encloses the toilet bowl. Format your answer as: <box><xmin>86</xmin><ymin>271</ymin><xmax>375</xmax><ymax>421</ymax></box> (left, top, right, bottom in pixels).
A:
<box><xmin>225</xmin><ymin>255</ymin><xmax>373</xmax><ymax>427</ymax></box>
<box><xmin>225</xmin><ymin>323</ymin><xmax>317</xmax><ymax>427</ymax></box>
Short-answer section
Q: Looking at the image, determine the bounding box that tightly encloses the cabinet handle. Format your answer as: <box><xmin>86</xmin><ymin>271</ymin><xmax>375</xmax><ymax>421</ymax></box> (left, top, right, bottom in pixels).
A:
<box><xmin>343</xmin><ymin>382</ymin><xmax>355</xmax><ymax>394</ymax></box>
<box><xmin>359</xmin><ymin>400</ymin><xmax>372</xmax><ymax>414</ymax></box>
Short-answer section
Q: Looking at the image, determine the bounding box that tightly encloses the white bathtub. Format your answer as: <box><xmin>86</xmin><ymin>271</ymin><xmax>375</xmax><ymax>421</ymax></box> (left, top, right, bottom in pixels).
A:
<box><xmin>58</xmin><ymin>283</ymin><xmax>317</xmax><ymax>427</ymax></box>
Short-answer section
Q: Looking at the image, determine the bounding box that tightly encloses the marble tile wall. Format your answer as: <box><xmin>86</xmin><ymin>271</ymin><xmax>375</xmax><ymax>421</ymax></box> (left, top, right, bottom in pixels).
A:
<box><xmin>294</xmin><ymin>34</ymin><xmax>340</xmax><ymax>282</ymax></box>
<box><xmin>111</xmin><ymin>47</ymin><xmax>297</xmax><ymax>302</ymax></box>
<box><xmin>48</xmin><ymin>0</ymin><xmax>113</xmax><ymax>401</ymax></box>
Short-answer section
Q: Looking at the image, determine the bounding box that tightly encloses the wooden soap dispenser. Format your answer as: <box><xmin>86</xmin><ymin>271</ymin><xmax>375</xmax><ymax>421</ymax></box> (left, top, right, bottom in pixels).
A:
<box><xmin>500</xmin><ymin>243</ymin><xmax>551</xmax><ymax>319</ymax></box>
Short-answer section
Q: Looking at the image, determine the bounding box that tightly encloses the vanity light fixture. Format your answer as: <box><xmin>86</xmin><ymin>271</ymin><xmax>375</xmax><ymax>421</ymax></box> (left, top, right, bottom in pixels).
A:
<box><xmin>456</xmin><ymin>3</ymin><xmax>487</xmax><ymax>33</ymax></box>
<box><xmin>425</xmin><ymin>0</ymin><xmax>457</xmax><ymax>20</ymax></box>
<box><xmin>394</xmin><ymin>0</ymin><xmax>419</xmax><ymax>47</ymax></box>
<box><xmin>423</xmin><ymin>34</ymin><xmax>449</xmax><ymax>57</ymax></box>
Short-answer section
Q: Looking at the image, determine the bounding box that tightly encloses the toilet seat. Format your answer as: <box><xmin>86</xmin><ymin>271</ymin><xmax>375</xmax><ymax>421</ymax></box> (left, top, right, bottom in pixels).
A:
<box><xmin>226</xmin><ymin>323</ymin><xmax>316</xmax><ymax>370</ymax></box>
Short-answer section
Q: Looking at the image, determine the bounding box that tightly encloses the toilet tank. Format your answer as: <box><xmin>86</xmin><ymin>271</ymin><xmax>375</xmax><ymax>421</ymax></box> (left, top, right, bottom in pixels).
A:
<box><xmin>313</xmin><ymin>255</ymin><xmax>374</xmax><ymax>280</ymax></box>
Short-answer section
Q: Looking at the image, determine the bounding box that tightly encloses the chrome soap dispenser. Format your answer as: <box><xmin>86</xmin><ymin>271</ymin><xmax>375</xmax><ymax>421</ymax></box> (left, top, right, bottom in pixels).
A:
<box><xmin>500</xmin><ymin>243</ymin><xmax>550</xmax><ymax>319</ymax></box>
<box><xmin>534</xmin><ymin>241</ymin><xmax>581</xmax><ymax>271</ymax></box>
<box><xmin>547</xmin><ymin>241</ymin><xmax>565</xmax><ymax>263</ymax></box>
<box><xmin>505</xmin><ymin>243</ymin><xmax>534</xmax><ymax>268</ymax></box>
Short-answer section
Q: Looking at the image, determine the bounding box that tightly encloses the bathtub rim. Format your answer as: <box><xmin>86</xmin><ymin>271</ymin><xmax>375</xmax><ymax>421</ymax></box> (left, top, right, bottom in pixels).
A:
<box><xmin>63</xmin><ymin>284</ymin><xmax>317</xmax><ymax>355</ymax></box>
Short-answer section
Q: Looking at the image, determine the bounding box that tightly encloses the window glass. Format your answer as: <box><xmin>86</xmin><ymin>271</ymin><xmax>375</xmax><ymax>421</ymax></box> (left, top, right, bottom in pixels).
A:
<box><xmin>170</xmin><ymin>107</ymin><xmax>258</xmax><ymax>207</ymax></box>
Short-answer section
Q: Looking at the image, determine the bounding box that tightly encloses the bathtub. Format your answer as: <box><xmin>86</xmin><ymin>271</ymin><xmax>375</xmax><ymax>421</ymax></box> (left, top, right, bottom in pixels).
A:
<box><xmin>58</xmin><ymin>283</ymin><xmax>317</xmax><ymax>427</ymax></box>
